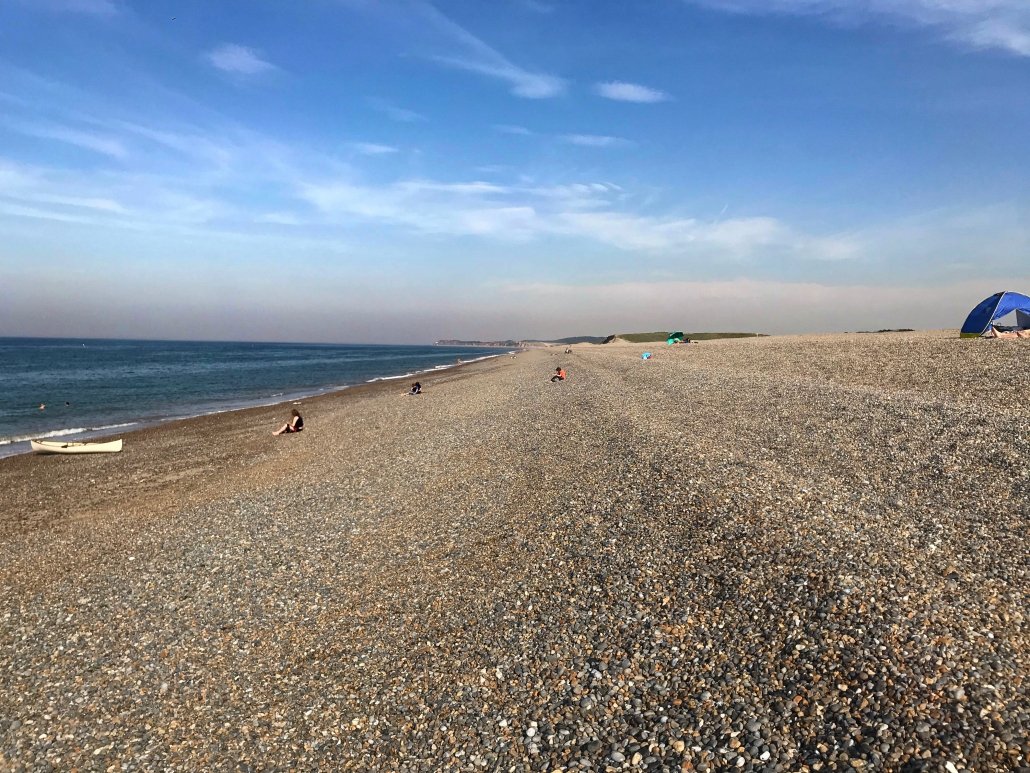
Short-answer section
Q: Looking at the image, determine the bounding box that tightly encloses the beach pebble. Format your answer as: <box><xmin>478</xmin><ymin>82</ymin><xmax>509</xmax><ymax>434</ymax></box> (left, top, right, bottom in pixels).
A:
<box><xmin>1</xmin><ymin>332</ymin><xmax>1027</xmax><ymax>771</ymax></box>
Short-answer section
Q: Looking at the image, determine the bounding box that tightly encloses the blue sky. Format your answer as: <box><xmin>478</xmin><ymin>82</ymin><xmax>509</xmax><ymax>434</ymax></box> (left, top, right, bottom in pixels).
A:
<box><xmin>1</xmin><ymin>0</ymin><xmax>1028</xmax><ymax>342</ymax></box>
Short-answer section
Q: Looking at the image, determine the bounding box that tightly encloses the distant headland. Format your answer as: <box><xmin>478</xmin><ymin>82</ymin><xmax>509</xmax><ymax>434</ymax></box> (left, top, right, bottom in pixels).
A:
<box><xmin>435</xmin><ymin>339</ymin><xmax>524</xmax><ymax>347</ymax></box>
<box><xmin>435</xmin><ymin>332</ymin><xmax>764</xmax><ymax>347</ymax></box>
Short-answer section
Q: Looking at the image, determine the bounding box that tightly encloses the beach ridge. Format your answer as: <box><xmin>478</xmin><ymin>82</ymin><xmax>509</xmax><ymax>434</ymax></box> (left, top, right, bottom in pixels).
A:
<box><xmin>1</xmin><ymin>331</ymin><xmax>1027</xmax><ymax>770</ymax></box>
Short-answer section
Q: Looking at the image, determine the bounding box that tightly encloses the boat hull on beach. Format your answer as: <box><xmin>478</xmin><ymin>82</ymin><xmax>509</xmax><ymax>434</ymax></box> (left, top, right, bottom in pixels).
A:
<box><xmin>30</xmin><ymin>439</ymin><xmax>123</xmax><ymax>454</ymax></box>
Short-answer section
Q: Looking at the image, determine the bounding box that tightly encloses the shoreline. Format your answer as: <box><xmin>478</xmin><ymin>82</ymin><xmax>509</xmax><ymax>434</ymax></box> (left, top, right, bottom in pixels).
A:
<box><xmin>0</xmin><ymin>350</ymin><xmax>513</xmax><ymax>541</ymax></box>
<box><xmin>0</xmin><ymin>348</ymin><xmax>511</xmax><ymax>461</ymax></box>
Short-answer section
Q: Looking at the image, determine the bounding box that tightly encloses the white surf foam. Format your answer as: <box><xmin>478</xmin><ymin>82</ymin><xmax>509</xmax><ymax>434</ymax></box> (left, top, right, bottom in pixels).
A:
<box><xmin>0</xmin><ymin>421</ymin><xmax>137</xmax><ymax>446</ymax></box>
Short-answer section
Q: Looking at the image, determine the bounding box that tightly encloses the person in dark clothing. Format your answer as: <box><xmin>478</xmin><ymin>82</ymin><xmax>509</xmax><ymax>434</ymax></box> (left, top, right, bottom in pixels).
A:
<box><xmin>408</xmin><ymin>381</ymin><xmax>422</xmax><ymax>395</ymax></box>
<box><xmin>273</xmin><ymin>408</ymin><xmax>304</xmax><ymax>435</ymax></box>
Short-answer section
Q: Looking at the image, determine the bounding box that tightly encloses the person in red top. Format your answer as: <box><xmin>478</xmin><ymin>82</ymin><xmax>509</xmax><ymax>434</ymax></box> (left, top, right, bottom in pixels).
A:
<box><xmin>551</xmin><ymin>367</ymin><xmax>566</xmax><ymax>382</ymax></box>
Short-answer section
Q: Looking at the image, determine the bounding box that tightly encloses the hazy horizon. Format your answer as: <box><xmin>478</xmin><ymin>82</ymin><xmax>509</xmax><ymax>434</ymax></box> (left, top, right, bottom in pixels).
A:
<box><xmin>2</xmin><ymin>0</ymin><xmax>1027</xmax><ymax>343</ymax></box>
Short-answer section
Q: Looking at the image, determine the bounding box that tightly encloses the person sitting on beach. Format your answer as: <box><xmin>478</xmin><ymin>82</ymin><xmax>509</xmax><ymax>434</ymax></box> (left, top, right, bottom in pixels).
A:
<box><xmin>273</xmin><ymin>409</ymin><xmax>304</xmax><ymax>435</ymax></box>
<box><xmin>408</xmin><ymin>381</ymin><xmax>422</xmax><ymax>395</ymax></box>
<box><xmin>551</xmin><ymin>367</ymin><xmax>566</xmax><ymax>382</ymax></box>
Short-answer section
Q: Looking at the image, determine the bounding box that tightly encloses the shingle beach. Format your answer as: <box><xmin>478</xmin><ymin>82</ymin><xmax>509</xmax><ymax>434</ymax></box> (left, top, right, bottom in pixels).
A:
<box><xmin>1</xmin><ymin>331</ymin><xmax>1027</xmax><ymax>772</ymax></box>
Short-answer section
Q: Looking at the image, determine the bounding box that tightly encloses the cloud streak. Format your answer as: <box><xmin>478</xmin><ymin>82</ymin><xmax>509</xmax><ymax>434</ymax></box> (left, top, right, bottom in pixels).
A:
<box><xmin>351</xmin><ymin>142</ymin><xmax>400</xmax><ymax>155</ymax></box>
<box><xmin>563</xmin><ymin>134</ymin><xmax>631</xmax><ymax>148</ymax></box>
<box><xmin>594</xmin><ymin>81</ymin><xmax>671</xmax><ymax>103</ymax></box>
<box><xmin>7</xmin><ymin>121</ymin><xmax>128</xmax><ymax>158</ymax></box>
<box><xmin>296</xmin><ymin>172</ymin><xmax>860</xmax><ymax>261</ymax></box>
<box><xmin>6</xmin><ymin>95</ymin><xmax>1020</xmax><ymax>281</ymax></box>
<box><xmin>493</xmin><ymin>124</ymin><xmax>534</xmax><ymax>135</ymax></box>
<box><xmin>686</xmin><ymin>0</ymin><xmax>1030</xmax><ymax>57</ymax></box>
<box><xmin>206</xmin><ymin>44</ymin><xmax>277</xmax><ymax>76</ymax></box>
<box><xmin>16</xmin><ymin>0</ymin><xmax>119</xmax><ymax>14</ymax></box>
<box><xmin>412</xmin><ymin>2</ymin><xmax>567</xmax><ymax>97</ymax></box>
<box><xmin>368</xmin><ymin>99</ymin><xmax>427</xmax><ymax>123</ymax></box>
<box><xmin>3</xmin><ymin>65</ymin><xmax>1025</xmax><ymax>308</ymax></box>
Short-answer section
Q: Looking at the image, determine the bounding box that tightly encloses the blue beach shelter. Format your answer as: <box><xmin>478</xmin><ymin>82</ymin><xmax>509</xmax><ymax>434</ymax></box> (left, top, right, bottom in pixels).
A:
<box><xmin>960</xmin><ymin>291</ymin><xmax>1030</xmax><ymax>337</ymax></box>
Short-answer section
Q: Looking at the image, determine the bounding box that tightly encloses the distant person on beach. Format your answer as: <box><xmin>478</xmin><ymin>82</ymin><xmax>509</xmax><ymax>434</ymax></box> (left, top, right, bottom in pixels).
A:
<box><xmin>551</xmin><ymin>367</ymin><xmax>566</xmax><ymax>382</ymax></box>
<box><xmin>408</xmin><ymin>381</ymin><xmax>422</xmax><ymax>395</ymax></box>
<box><xmin>273</xmin><ymin>409</ymin><xmax>304</xmax><ymax>435</ymax></box>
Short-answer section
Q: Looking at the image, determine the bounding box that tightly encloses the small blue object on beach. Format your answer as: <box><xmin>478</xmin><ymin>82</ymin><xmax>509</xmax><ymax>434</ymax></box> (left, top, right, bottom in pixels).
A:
<box><xmin>641</xmin><ymin>352</ymin><xmax>652</xmax><ymax>360</ymax></box>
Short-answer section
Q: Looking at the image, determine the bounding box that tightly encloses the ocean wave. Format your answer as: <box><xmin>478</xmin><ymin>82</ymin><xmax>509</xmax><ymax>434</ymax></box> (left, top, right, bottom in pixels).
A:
<box><xmin>366</xmin><ymin>372</ymin><xmax>418</xmax><ymax>383</ymax></box>
<box><xmin>363</xmin><ymin>352</ymin><xmax>502</xmax><ymax>382</ymax></box>
<box><xmin>1</xmin><ymin>343</ymin><xmax>506</xmax><ymax>454</ymax></box>
<box><xmin>0</xmin><ymin>421</ymin><xmax>137</xmax><ymax>446</ymax></box>
<box><xmin>461</xmin><ymin>353</ymin><xmax>502</xmax><ymax>364</ymax></box>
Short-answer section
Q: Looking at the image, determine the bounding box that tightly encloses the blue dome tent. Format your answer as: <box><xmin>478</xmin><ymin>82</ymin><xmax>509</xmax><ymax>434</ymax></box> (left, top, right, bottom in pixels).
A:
<box><xmin>960</xmin><ymin>291</ymin><xmax>1030</xmax><ymax>338</ymax></box>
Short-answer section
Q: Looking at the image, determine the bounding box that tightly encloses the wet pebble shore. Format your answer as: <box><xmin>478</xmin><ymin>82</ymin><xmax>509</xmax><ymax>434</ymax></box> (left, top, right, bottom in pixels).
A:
<box><xmin>2</xmin><ymin>331</ymin><xmax>1028</xmax><ymax>771</ymax></box>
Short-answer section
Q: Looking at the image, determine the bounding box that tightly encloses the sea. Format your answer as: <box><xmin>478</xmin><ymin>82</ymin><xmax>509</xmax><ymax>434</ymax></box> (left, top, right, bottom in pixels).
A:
<box><xmin>0</xmin><ymin>338</ymin><xmax>506</xmax><ymax>458</ymax></box>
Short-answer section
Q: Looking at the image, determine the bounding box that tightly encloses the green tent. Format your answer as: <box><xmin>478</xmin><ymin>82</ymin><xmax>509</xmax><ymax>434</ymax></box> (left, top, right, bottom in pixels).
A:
<box><xmin>666</xmin><ymin>331</ymin><xmax>685</xmax><ymax>345</ymax></box>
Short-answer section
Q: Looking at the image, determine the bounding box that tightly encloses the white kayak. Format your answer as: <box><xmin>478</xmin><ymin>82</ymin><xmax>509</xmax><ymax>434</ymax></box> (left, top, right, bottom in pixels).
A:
<box><xmin>31</xmin><ymin>439</ymin><xmax>123</xmax><ymax>454</ymax></box>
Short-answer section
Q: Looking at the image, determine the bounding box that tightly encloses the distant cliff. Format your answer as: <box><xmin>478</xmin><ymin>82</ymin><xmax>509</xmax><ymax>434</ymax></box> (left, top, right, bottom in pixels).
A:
<box><xmin>435</xmin><ymin>339</ymin><xmax>521</xmax><ymax>347</ymax></box>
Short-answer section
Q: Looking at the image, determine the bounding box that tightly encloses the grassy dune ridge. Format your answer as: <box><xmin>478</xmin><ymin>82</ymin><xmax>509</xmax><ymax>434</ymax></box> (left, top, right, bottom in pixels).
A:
<box><xmin>616</xmin><ymin>331</ymin><xmax>765</xmax><ymax>343</ymax></box>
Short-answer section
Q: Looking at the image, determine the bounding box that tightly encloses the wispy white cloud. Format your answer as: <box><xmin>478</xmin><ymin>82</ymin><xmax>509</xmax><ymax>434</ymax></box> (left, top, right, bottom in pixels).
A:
<box><xmin>25</xmin><ymin>192</ymin><xmax>127</xmax><ymax>214</ymax></box>
<box><xmin>430</xmin><ymin>54</ymin><xmax>565</xmax><ymax>98</ymax></box>
<box><xmin>294</xmin><ymin>172</ymin><xmax>1026</xmax><ymax>272</ymax></box>
<box><xmin>2</xmin><ymin>66</ymin><xmax>1023</xmax><ymax>293</ymax></box>
<box><xmin>398</xmin><ymin>180</ymin><xmax>510</xmax><ymax>195</ymax></box>
<box><xmin>961</xmin><ymin>16</ymin><xmax>1030</xmax><ymax>56</ymax></box>
<box><xmin>7</xmin><ymin>115</ymin><xmax>1019</xmax><ymax>275</ymax></box>
<box><xmin>351</xmin><ymin>142</ymin><xmax>400</xmax><ymax>155</ymax></box>
<box><xmin>297</xmin><ymin>178</ymin><xmax>535</xmax><ymax>237</ymax></box>
<box><xmin>256</xmin><ymin>212</ymin><xmax>304</xmax><ymax>226</ymax></box>
<box><xmin>103</xmin><ymin>120</ymin><xmax>236</xmax><ymax>169</ymax></box>
<box><xmin>296</xmin><ymin>172</ymin><xmax>859</xmax><ymax>259</ymax></box>
<box><xmin>594</xmin><ymin>81</ymin><xmax>671</xmax><ymax>103</ymax></box>
<box><xmin>7</xmin><ymin>121</ymin><xmax>128</xmax><ymax>158</ymax></box>
<box><xmin>528</xmin><ymin>182</ymin><xmax>623</xmax><ymax>199</ymax></box>
<box><xmin>563</xmin><ymin>134</ymin><xmax>631</xmax><ymax>148</ymax></box>
<box><xmin>545</xmin><ymin>209</ymin><xmax>861</xmax><ymax>259</ymax></box>
<box><xmin>512</xmin><ymin>0</ymin><xmax>554</xmax><ymax>13</ymax></box>
<box><xmin>413</xmin><ymin>2</ymin><xmax>566</xmax><ymax>97</ymax></box>
<box><xmin>476</xmin><ymin>164</ymin><xmax>511</xmax><ymax>174</ymax></box>
<box><xmin>686</xmin><ymin>0</ymin><xmax>1030</xmax><ymax>57</ymax></box>
<box><xmin>0</xmin><ymin>133</ymin><xmax>247</xmax><ymax>230</ymax></box>
<box><xmin>368</xmin><ymin>98</ymin><xmax>427</xmax><ymax>123</ymax></box>
<box><xmin>493</xmin><ymin>124</ymin><xmax>534</xmax><ymax>135</ymax></box>
<box><xmin>15</xmin><ymin>0</ymin><xmax>118</xmax><ymax>14</ymax></box>
<box><xmin>206</xmin><ymin>44</ymin><xmax>277</xmax><ymax>76</ymax></box>
<box><xmin>0</xmin><ymin>202</ymin><xmax>103</xmax><ymax>224</ymax></box>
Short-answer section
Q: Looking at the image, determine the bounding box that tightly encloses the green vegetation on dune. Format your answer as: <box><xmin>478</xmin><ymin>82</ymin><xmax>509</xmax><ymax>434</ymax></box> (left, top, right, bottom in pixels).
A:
<box><xmin>617</xmin><ymin>331</ymin><xmax>764</xmax><ymax>343</ymax></box>
<box><xmin>550</xmin><ymin>336</ymin><xmax>607</xmax><ymax>345</ymax></box>
<box><xmin>616</xmin><ymin>332</ymin><xmax>670</xmax><ymax>343</ymax></box>
<box><xmin>680</xmin><ymin>332</ymin><xmax>766</xmax><ymax>341</ymax></box>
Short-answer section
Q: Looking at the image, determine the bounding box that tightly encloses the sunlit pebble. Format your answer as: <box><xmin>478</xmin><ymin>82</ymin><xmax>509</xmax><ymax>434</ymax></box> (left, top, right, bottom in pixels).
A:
<box><xmin>2</xmin><ymin>331</ymin><xmax>1027</xmax><ymax>770</ymax></box>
